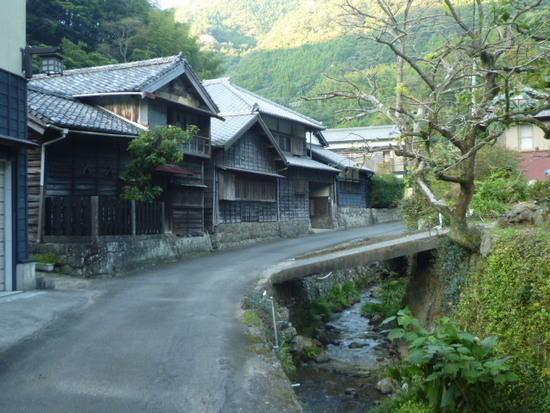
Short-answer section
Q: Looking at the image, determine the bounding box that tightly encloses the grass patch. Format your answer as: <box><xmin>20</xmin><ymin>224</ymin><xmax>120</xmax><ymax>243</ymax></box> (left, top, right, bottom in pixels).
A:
<box><xmin>242</xmin><ymin>309</ymin><xmax>262</xmax><ymax>327</ymax></box>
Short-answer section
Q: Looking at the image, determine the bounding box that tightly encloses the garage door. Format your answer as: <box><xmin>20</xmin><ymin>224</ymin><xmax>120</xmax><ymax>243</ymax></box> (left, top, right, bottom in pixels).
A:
<box><xmin>0</xmin><ymin>161</ymin><xmax>5</xmax><ymax>291</ymax></box>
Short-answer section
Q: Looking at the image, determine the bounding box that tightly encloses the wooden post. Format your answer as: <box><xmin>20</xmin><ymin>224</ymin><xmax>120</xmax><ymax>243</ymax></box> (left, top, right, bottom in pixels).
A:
<box><xmin>131</xmin><ymin>200</ymin><xmax>136</xmax><ymax>235</ymax></box>
<box><xmin>160</xmin><ymin>202</ymin><xmax>166</xmax><ymax>234</ymax></box>
<box><xmin>91</xmin><ymin>196</ymin><xmax>99</xmax><ymax>239</ymax></box>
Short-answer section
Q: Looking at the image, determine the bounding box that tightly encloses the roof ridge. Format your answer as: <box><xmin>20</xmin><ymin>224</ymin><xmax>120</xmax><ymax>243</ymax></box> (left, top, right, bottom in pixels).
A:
<box><xmin>31</xmin><ymin>55</ymin><xmax>181</xmax><ymax>80</ymax></box>
<box><xmin>230</xmin><ymin>82</ymin><xmax>324</xmax><ymax>127</ymax></box>
<box><xmin>28</xmin><ymin>83</ymin><xmax>74</xmax><ymax>100</ymax></box>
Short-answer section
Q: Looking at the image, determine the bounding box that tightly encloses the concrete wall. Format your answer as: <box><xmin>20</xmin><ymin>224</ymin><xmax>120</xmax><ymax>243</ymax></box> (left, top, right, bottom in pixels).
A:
<box><xmin>211</xmin><ymin>220</ymin><xmax>310</xmax><ymax>250</ymax></box>
<box><xmin>337</xmin><ymin>207</ymin><xmax>401</xmax><ymax>228</ymax></box>
<box><xmin>0</xmin><ymin>2</ymin><xmax>25</xmax><ymax>75</ymax></box>
<box><xmin>32</xmin><ymin>234</ymin><xmax>212</xmax><ymax>277</ymax></box>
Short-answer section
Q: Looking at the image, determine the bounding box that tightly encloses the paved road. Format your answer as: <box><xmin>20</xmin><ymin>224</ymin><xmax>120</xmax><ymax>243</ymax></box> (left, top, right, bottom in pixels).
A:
<box><xmin>0</xmin><ymin>222</ymin><xmax>404</xmax><ymax>413</ymax></box>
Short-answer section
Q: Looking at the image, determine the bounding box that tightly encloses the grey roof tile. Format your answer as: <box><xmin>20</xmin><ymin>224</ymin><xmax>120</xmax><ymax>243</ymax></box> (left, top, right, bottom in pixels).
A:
<box><xmin>204</xmin><ymin>78</ymin><xmax>324</xmax><ymax>130</ymax></box>
<box><xmin>210</xmin><ymin>113</ymin><xmax>259</xmax><ymax>146</ymax></box>
<box><xmin>30</xmin><ymin>54</ymin><xmax>219</xmax><ymax>113</ymax></box>
<box><xmin>323</xmin><ymin>125</ymin><xmax>400</xmax><ymax>143</ymax></box>
<box><xmin>28</xmin><ymin>85</ymin><xmax>141</xmax><ymax>135</ymax></box>
<box><xmin>31</xmin><ymin>56</ymin><xmax>181</xmax><ymax>95</ymax></box>
<box><xmin>283</xmin><ymin>151</ymin><xmax>339</xmax><ymax>173</ymax></box>
<box><xmin>308</xmin><ymin>143</ymin><xmax>373</xmax><ymax>172</ymax></box>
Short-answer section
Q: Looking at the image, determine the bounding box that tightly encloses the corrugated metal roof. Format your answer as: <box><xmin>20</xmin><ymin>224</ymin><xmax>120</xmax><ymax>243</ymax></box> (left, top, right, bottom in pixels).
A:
<box><xmin>323</xmin><ymin>125</ymin><xmax>400</xmax><ymax>143</ymax></box>
<box><xmin>28</xmin><ymin>85</ymin><xmax>142</xmax><ymax>136</ymax></box>
<box><xmin>203</xmin><ymin>78</ymin><xmax>324</xmax><ymax>130</ymax></box>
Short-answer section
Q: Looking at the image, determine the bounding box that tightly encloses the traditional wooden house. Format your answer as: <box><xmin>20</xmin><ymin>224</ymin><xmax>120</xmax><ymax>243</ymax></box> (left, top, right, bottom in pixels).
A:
<box><xmin>323</xmin><ymin>125</ymin><xmax>405</xmax><ymax>177</ymax></box>
<box><xmin>308</xmin><ymin>143</ymin><xmax>373</xmax><ymax>208</ymax></box>
<box><xmin>27</xmin><ymin>55</ymin><xmax>220</xmax><ymax>275</ymax></box>
<box><xmin>0</xmin><ymin>2</ymin><xmax>37</xmax><ymax>291</ymax></box>
<box><xmin>203</xmin><ymin>78</ymin><xmax>340</xmax><ymax>242</ymax></box>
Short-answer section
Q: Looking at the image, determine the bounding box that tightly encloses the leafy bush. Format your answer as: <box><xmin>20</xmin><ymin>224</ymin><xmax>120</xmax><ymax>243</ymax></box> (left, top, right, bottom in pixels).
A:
<box><xmin>277</xmin><ymin>341</ymin><xmax>296</xmax><ymax>378</ymax></box>
<box><xmin>474</xmin><ymin>145</ymin><xmax>521</xmax><ymax>181</ymax></box>
<box><xmin>384</xmin><ymin>309</ymin><xmax>518</xmax><ymax>413</ymax></box>
<box><xmin>456</xmin><ymin>228</ymin><xmax>550</xmax><ymax>411</ymax></box>
<box><xmin>400</xmin><ymin>190</ymin><xmax>440</xmax><ymax>231</ymax></box>
<box><xmin>527</xmin><ymin>179</ymin><xmax>550</xmax><ymax>204</ymax></box>
<box><xmin>470</xmin><ymin>170</ymin><xmax>528</xmax><ymax>219</ymax></box>
<box><xmin>362</xmin><ymin>277</ymin><xmax>409</xmax><ymax>320</ymax></box>
<box><xmin>304</xmin><ymin>282</ymin><xmax>360</xmax><ymax>331</ymax></box>
<box><xmin>370</xmin><ymin>173</ymin><xmax>405</xmax><ymax>208</ymax></box>
<box><xmin>370</xmin><ymin>386</ymin><xmax>432</xmax><ymax>413</ymax></box>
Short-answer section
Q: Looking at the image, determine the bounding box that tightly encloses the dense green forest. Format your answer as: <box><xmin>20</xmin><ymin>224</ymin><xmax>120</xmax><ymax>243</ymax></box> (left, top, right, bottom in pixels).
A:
<box><xmin>26</xmin><ymin>0</ymin><xmax>224</xmax><ymax>78</ymax></box>
<box><xmin>172</xmin><ymin>0</ymin><xmax>469</xmax><ymax>127</ymax></box>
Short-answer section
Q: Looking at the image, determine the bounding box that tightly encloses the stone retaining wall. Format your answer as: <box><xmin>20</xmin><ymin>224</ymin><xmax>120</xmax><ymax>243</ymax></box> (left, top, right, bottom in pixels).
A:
<box><xmin>337</xmin><ymin>207</ymin><xmax>401</xmax><ymax>228</ymax></box>
<box><xmin>211</xmin><ymin>220</ymin><xmax>310</xmax><ymax>250</ymax></box>
<box><xmin>31</xmin><ymin>234</ymin><xmax>212</xmax><ymax>277</ymax></box>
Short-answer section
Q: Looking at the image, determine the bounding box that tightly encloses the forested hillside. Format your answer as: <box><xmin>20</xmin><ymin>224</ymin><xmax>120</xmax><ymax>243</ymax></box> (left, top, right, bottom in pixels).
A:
<box><xmin>173</xmin><ymin>0</ymin><xmax>467</xmax><ymax>126</ymax></box>
<box><xmin>26</xmin><ymin>0</ymin><xmax>223</xmax><ymax>79</ymax></box>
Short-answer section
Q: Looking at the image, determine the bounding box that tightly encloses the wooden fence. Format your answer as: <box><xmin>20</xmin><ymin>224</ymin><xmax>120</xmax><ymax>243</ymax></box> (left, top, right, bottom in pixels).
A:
<box><xmin>44</xmin><ymin>196</ymin><xmax>164</xmax><ymax>237</ymax></box>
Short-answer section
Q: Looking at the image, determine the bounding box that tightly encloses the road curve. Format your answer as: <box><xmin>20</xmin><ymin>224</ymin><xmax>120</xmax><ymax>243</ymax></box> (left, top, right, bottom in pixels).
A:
<box><xmin>0</xmin><ymin>222</ymin><xmax>405</xmax><ymax>413</ymax></box>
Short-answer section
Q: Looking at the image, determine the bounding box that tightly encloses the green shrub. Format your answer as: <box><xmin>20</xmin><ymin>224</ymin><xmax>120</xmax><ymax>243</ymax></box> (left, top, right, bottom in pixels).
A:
<box><xmin>527</xmin><ymin>179</ymin><xmax>550</xmax><ymax>204</ymax></box>
<box><xmin>277</xmin><ymin>341</ymin><xmax>296</xmax><ymax>378</ymax></box>
<box><xmin>400</xmin><ymin>191</ymin><xmax>440</xmax><ymax>231</ymax></box>
<box><xmin>384</xmin><ymin>309</ymin><xmax>518</xmax><ymax>413</ymax></box>
<box><xmin>470</xmin><ymin>169</ymin><xmax>528</xmax><ymax>219</ymax></box>
<box><xmin>456</xmin><ymin>228</ymin><xmax>550</xmax><ymax>412</ymax></box>
<box><xmin>370</xmin><ymin>385</ymin><xmax>432</xmax><ymax>413</ymax></box>
<box><xmin>370</xmin><ymin>173</ymin><xmax>405</xmax><ymax>208</ymax></box>
<box><xmin>361</xmin><ymin>277</ymin><xmax>409</xmax><ymax>320</ymax></box>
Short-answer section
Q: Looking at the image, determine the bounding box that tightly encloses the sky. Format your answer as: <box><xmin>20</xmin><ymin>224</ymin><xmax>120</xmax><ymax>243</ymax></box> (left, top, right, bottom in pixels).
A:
<box><xmin>157</xmin><ymin>0</ymin><xmax>186</xmax><ymax>9</ymax></box>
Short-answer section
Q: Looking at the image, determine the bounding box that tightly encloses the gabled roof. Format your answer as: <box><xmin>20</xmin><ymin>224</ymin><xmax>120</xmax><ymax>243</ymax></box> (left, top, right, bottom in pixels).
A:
<box><xmin>211</xmin><ymin>112</ymin><xmax>287</xmax><ymax>166</ymax></box>
<box><xmin>203</xmin><ymin>78</ymin><xmax>324</xmax><ymax>130</ymax></box>
<box><xmin>28</xmin><ymin>85</ymin><xmax>142</xmax><ymax>136</ymax></box>
<box><xmin>30</xmin><ymin>54</ymin><xmax>219</xmax><ymax>115</ymax></box>
<box><xmin>308</xmin><ymin>143</ymin><xmax>373</xmax><ymax>173</ymax></box>
<box><xmin>323</xmin><ymin>125</ymin><xmax>400</xmax><ymax>144</ymax></box>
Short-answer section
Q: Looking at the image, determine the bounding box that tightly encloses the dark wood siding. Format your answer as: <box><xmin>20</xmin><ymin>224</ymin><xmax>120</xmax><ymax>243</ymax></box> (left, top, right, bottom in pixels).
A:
<box><xmin>0</xmin><ymin>70</ymin><xmax>30</xmax><ymax>263</ymax></box>
<box><xmin>44</xmin><ymin>134</ymin><xmax>132</xmax><ymax>197</ymax></box>
<box><xmin>214</xmin><ymin>128</ymin><xmax>282</xmax><ymax>225</ymax></box>
<box><xmin>216</xmin><ymin>130</ymin><xmax>278</xmax><ymax>174</ymax></box>
<box><xmin>337</xmin><ymin>180</ymin><xmax>368</xmax><ymax>207</ymax></box>
<box><xmin>279</xmin><ymin>168</ymin><xmax>309</xmax><ymax>221</ymax></box>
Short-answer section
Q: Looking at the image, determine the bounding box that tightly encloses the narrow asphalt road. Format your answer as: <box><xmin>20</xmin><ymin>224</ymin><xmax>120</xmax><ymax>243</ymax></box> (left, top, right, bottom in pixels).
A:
<box><xmin>0</xmin><ymin>222</ymin><xmax>405</xmax><ymax>413</ymax></box>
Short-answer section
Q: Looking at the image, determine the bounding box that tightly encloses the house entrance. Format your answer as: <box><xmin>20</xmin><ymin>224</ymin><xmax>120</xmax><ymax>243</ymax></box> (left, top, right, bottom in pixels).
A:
<box><xmin>309</xmin><ymin>182</ymin><xmax>333</xmax><ymax>229</ymax></box>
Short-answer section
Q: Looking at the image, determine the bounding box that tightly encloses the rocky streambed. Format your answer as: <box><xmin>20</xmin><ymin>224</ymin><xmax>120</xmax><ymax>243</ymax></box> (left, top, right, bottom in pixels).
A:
<box><xmin>292</xmin><ymin>288</ymin><xmax>399</xmax><ymax>412</ymax></box>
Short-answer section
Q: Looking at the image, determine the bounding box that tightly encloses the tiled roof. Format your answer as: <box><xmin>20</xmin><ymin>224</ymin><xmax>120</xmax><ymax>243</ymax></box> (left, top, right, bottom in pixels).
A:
<box><xmin>203</xmin><ymin>78</ymin><xmax>324</xmax><ymax>130</ymax></box>
<box><xmin>31</xmin><ymin>56</ymin><xmax>181</xmax><ymax>95</ymax></box>
<box><xmin>323</xmin><ymin>125</ymin><xmax>400</xmax><ymax>143</ymax></box>
<box><xmin>30</xmin><ymin>54</ymin><xmax>219</xmax><ymax>113</ymax></box>
<box><xmin>308</xmin><ymin>143</ymin><xmax>373</xmax><ymax>172</ymax></box>
<box><xmin>210</xmin><ymin>113</ymin><xmax>259</xmax><ymax>147</ymax></box>
<box><xmin>28</xmin><ymin>85</ymin><xmax>142</xmax><ymax>136</ymax></box>
<box><xmin>283</xmin><ymin>151</ymin><xmax>339</xmax><ymax>173</ymax></box>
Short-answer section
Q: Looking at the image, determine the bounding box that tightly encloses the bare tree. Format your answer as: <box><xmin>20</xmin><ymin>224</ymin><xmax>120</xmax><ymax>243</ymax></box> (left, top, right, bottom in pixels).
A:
<box><xmin>309</xmin><ymin>0</ymin><xmax>550</xmax><ymax>249</ymax></box>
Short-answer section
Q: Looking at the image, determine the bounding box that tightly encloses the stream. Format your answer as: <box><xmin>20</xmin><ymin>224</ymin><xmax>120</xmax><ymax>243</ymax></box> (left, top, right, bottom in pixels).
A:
<box><xmin>293</xmin><ymin>289</ymin><xmax>394</xmax><ymax>412</ymax></box>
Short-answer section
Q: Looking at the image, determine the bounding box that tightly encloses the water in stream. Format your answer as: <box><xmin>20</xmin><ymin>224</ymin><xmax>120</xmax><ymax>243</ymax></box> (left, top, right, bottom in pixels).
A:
<box><xmin>294</xmin><ymin>289</ymin><xmax>393</xmax><ymax>413</ymax></box>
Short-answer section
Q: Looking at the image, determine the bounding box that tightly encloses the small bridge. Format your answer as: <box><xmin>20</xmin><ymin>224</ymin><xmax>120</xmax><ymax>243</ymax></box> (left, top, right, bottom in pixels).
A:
<box><xmin>268</xmin><ymin>229</ymin><xmax>449</xmax><ymax>284</ymax></box>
